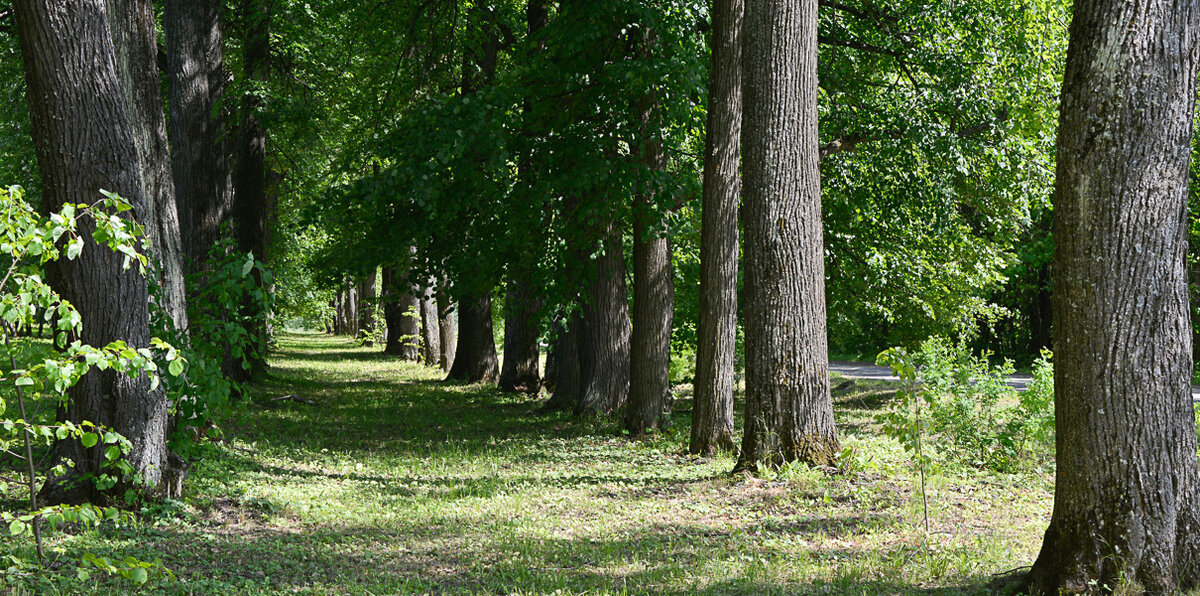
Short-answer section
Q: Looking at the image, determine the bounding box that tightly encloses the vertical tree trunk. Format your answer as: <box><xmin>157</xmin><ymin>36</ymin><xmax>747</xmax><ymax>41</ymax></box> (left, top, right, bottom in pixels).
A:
<box><xmin>232</xmin><ymin>0</ymin><xmax>270</xmax><ymax>376</ymax></box>
<box><xmin>498</xmin><ymin>276</ymin><xmax>542</xmax><ymax>393</ymax></box>
<box><xmin>446</xmin><ymin>292</ymin><xmax>500</xmax><ymax>383</ymax></box>
<box><xmin>382</xmin><ymin>268</ymin><xmax>419</xmax><ymax>358</ymax></box>
<box><xmin>691</xmin><ymin>0</ymin><xmax>742</xmax><ymax>456</ymax></box>
<box><xmin>358</xmin><ymin>269</ymin><xmax>377</xmax><ymax>346</ymax></box>
<box><xmin>346</xmin><ymin>283</ymin><xmax>359</xmax><ymax>340</ymax></box>
<box><xmin>1022</xmin><ymin>0</ymin><xmax>1200</xmax><ymax>591</ymax></box>
<box><xmin>735</xmin><ymin>0</ymin><xmax>838</xmax><ymax>472</ymax></box>
<box><xmin>164</xmin><ymin>0</ymin><xmax>230</xmax><ymax>274</ymax></box>
<box><xmin>108</xmin><ymin>0</ymin><xmax>188</xmax><ymax>334</ymax></box>
<box><xmin>544</xmin><ymin>314</ymin><xmax>582</xmax><ymax>411</ymax></box>
<box><xmin>16</xmin><ymin>0</ymin><xmax>171</xmax><ymax>501</ymax></box>
<box><xmin>419</xmin><ymin>280</ymin><xmax>440</xmax><ymax>366</ymax></box>
<box><xmin>625</xmin><ymin>72</ymin><xmax>674</xmax><ymax>437</ymax></box>
<box><xmin>437</xmin><ymin>282</ymin><xmax>457</xmax><ymax>371</ymax></box>
<box><xmin>577</xmin><ymin>227</ymin><xmax>631</xmax><ymax>416</ymax></box>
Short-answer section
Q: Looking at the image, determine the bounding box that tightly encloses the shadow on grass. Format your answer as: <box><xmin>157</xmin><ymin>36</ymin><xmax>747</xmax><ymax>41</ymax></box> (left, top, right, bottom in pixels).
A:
<box><xmin>78</xmin><ymin>516</ymin><xmax>998</xmax><ymax>595</ymax></box>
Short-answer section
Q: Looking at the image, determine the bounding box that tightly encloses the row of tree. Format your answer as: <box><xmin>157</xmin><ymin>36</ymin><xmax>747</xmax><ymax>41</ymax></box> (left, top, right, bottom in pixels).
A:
<box><xmin>304</xmin><ymin>0</ymin><xmax>1200</xmax><ymax>592</ymax></box>
<box><xmin>5</xmin><ymin>0</ymin><xmax>273</xmax><ymax>502</ymax></box>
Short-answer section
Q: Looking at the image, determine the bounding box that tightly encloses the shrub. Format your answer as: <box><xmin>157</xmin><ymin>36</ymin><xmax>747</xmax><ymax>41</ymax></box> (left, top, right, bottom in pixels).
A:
<box><xmin>878</xmin><ymin>337</ymin><xmax>1054</xmax><ymax>472</ymax></box>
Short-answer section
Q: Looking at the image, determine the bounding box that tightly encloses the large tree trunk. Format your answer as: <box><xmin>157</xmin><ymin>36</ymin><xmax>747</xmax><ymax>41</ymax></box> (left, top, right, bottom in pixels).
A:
<box><xmin>381</xmin><ymin>267</ymin><xmax>417</xmax><ymax>356</ymax></box>
<box><xmin>446</xmin><ymin>292</ymin><xmax>499</xmax><ymax>383</ymax></box>
<box><xmin>544</xmin><ymin>313</ymin><xmax>582</xmax><ymax>412</ymax></box>
<box><xmin>437</xmin><ymin>282</ymin><xmax>457</xmax><ymax>371</ymax></box>
<box><xmin>1021</xmin><ymin>0</ymin><xmax>1200</xmax><ymax>592</ymax></box>
<box><xmin>625</xmin><ymin>74</ymin><xmax>674</xmax><ymax>437</ymax></box>
<box><xmin>358</xmin><ymin>269</ymin><xmax>377</xmax><ymax>346</ymax></box>
<box><xmin>577</xmin><ymin>226</ymin><xmax>631</xmax><ymax>416</ymax></box>
<box><xmin>164</xmin><ymin>0</ymin><xmax>230</xmax><ymax>275</ymax></box>
<box><xmin>498</xmin><ymin>276</ymin><xmax>541</xmax><ymax>393</ymax></box>
<box><xmin>232</xmin><ymin>0</ymin><xmax>270</xmax><ymax>378</ymax></box>
<box><xmin>16</xmin><ymin>0</ymin><xmax>171</xmax><ymax>501</ymax></box>
<box><xmin>419</xmin><ymin>279</ymin><xmax>440</xmax><ymax>366</ymax></box>
<box><xmin>109</xmin><ymin>0</ymin><xmax>187</xmax><ymax>334</ymax></box>
<box><xmin>691</xmin><ymin>0</ymin><xmax>742</xmax><ymax>456</ymax></box>
<box><xmin>735</xmin><ymin>0</ymin><xmax>838</xmax><ymax>472</ymax></box>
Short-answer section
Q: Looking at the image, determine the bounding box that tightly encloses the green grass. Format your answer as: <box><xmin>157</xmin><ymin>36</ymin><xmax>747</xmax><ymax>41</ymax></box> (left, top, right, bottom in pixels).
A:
<box><xmin>1</xmin><ymin>331</ymin><xmax>1054</xmax><ymax>594</ymax></box>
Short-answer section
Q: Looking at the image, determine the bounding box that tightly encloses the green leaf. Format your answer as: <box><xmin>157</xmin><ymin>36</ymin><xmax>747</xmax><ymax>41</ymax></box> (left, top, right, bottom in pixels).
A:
<box><xmin>81</xmin><ymin>432</ymin><xmax>98</xmax><ymax>448</ymax></box>
<box><xmin>130</xmin><ymin>566</ymin><xmax>149</xmax><ymax>584</ymax></box>
<box><xmin>168</xmin><ymin>359</ymin><xmax>184</xmax><ymax>377</ymax></box>
<box><xmin>8</xmin><ymin>519</ymin><xmax>25</xmax><ymax>536</ymax></box>
<box><xmin>14</xmin><ymin>376</ymin><xmax>33</xmax><ymax>387</ymax></box>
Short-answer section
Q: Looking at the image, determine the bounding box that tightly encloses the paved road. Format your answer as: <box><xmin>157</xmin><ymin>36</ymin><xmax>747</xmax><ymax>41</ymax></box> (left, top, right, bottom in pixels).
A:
<box><xmin>830</xmin><ymin>361</ymin><xmax>1200</xmax><ymax>402</ymax></box>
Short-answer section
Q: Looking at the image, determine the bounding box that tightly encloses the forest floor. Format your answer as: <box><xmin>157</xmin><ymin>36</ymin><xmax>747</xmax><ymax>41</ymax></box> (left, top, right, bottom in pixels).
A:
<box><xmin>3</xmin><ymin>331</ymin><xmax>1055</xmax><ymax>594</ymax></box>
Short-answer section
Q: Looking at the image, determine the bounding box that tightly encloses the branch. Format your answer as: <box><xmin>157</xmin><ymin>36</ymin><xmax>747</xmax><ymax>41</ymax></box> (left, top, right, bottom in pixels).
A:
<box><xmin>819</xmin><ymin>130</ymin><xmax>902</xmax><ymax>161</ymax></box>
<box><xmin>818</xmin><ymin>35</ymin><xmax>902</xmax><ymax>59</ymax></box>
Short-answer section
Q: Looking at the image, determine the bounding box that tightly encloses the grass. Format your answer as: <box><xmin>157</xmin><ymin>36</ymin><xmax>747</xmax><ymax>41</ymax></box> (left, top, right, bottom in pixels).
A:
<box><xmin>1</xmin><ymin>331</ymin><xmax>1054</xmax><ymax>594</ymax></box>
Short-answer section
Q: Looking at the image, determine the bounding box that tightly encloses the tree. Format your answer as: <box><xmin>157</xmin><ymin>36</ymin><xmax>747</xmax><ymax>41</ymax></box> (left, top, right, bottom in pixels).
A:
<box><xmin>498</xmin><ymin>277</ymin><xmax>541</xmax><ymax>392</ymax></box>
<box><xmin>164</xmin><ymin>0</ymin><xmax>231</xmax><ymax>275</ymax></box>
<box><xmin>625</xmin><ymin>51</ymin><xmax>674</xmax><ymax>436</ymax></box>
<box><xmin>577</xmin><ymin>226</ymin><xmax>632</xmax><ymax>416</ymax></box>
<box><xmin>419</xmin><ymin>279</ymin><xmax>440</xmax><ymax>365</ymax></box>
<box><xmin>232</xmin><ymin>0</ymin><xmax>271</xmax><ymax>378</ymax></box>
<box><xmin>735</xmin><ymin>0</ymin><xmax>838</xmax><ymax>472</ymax></box>
<box><xmin>1021</xmin><ymin>0</ymin><xmax>1200</xmax><ymax>591</ymax></box>
<box><xmin>446</xmin><ymin>294</ymin><xmax>500</xmax><ymax>383</ymax></box>
<box><xmin>690</xmin><ymin>0</ymin><xmax>742</xmax><ymax>455</ymax></box>
<box><xmin>15</xmin><ymin>0</ymin><xmax>174</xmax><ymax>500</ymax></box>
<box><xmin>358</xmin><ymin>269</ymin><xmax>377</xmax><ymax>345</ymax></box>
<box><xmin>110</xmin><ymin>0</ymin><xmax>188</xmax><ymax>333</ymax></box>
<box><xmin>382</xmin><ymin>267</ymin><xmax>418</xmax><ymax>358</ymax></box>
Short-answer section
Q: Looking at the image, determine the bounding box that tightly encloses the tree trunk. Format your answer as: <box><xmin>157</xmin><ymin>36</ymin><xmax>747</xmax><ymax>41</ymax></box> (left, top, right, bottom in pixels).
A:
<box><xmin>498</xmin><ymin>275</ymin><xmax>541</xmax><ymax>393</ymax></box>
<box><xmin>358</xmin><ymin>269</ymin><xmax>377</xmax><ymax>346</ymax></box>
<box><xmin>446</xmin><ymin>292</ymin><xmax>499</xmax><ymax>383</ymax></box>
<box><xmin>625</xmin><ymin>72</ymin><xmax>674</xmax><ymax>437</ymax></box>
<box><xmin>735</xmin><ymin>0</ymin><xmax>838</xmax><ymax>472</ymax></box>
<box><xmin>1022</xmin><ymin>0</ymin><xmax>1200</xmax><ymax>591</ymax></box>
<box><xmin>691</xmin><ymin>0</ymin><xmax>742</xmax><ymax>456</ymax></box>
<box><xmin>381</xmin><ymin>268</ymin><xmax>415</xmax><ymax>356</ymax></box>
<box><xmin>544</xmin><ymin>313</ymin><xmax>582</xmax><ymax>412</ymax></box>
<box><xmin>419</xmin><ymin>280</ymin><xmax>440</xmax><ymax>366</ymax></box>
<box><xmin>164</xmin><ymin>0</ymin><xmax>230</xmax><ymax>275</ymax></box>
<box><xmin>16</xmin><ymin>0</ymin><xmax>171</xmax><ymax>501</ymax></box>
<box><xmin>577</xmin><ymin>226</ymin><xmax>631</xmax><ymax>416</ymax></box>
<box><xmin>108</xmin><ymin>0</ymin><xmax>188</xmax><ymax>334</ymax></box>
<box><xmin>437</xmin><ymin>283</ymin><xmax>457</xmax><ymax>371</ymax></box>
<box><xmin>232</xmin><ymin>0</ymin><xmax>269</xmax><ymax>377</ymax></box>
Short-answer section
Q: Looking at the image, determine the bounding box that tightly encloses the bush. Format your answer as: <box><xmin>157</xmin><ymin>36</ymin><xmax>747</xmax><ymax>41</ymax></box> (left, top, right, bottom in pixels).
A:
<box><xmin>878</xmin><ymin>337</ymin><xmax>1054</xmax><ymax>472</ymax></box>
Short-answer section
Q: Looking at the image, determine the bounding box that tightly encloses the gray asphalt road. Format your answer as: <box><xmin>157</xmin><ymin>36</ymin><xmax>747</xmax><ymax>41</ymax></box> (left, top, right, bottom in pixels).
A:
<box><xmin>829</xmin><ymin>361</ymin><xmax>1200</xmax><ymax>402</ymax></box>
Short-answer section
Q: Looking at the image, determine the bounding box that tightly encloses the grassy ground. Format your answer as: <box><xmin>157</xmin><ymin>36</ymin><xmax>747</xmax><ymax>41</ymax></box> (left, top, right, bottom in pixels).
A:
<box><xmin>2</xmin><ymin>331</ymin><xmax>1054</xmax><ymax>594</ymax></box>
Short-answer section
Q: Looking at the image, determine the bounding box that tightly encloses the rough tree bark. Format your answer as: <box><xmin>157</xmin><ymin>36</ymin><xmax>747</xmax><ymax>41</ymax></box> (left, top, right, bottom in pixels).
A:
<box><xmin>16</xmin><ymin>0</ymin><xmax>172</xmax><ymax>501</ymax></box>
<box><xmin>164</xmin><ymin>0</ymin><xmax>230</xmax><ymax>273</ymax></box>
<box><xmin>691</xmin><ymin>0</ymin><xmax>742</xmax><ymax>456</ymax></box>
<box><xmin>498</xmin><ymin>276</ymin><xmax>541</xmax><ymax>393</ymax></box>
<box><xmin>1021</xmin><ymin>0</ymin><xmax>1200</xmax><ymax>591</ymax></box>
<box><xmin>735</xmin><ymin>0</ymin><xmax>838</xmax><ymax>472</ymax></box>
<box><xmin>544</xmin><ymin>313</ymin><xmax>582</xmax><ymax>411</ymax></box>
<box><xmin>358</xmin><ymin>269</ymin><xmax>377</xmax><ymax>346</ymax></box>
<box><xmin>419</xmin><ymin>279</ymin><xmax>440</xmax><ymax>366</ymax></box>
<box><xmin>577</xmin><ymin>226</ymin><xmax>631</xmax><ymax>417</ymax></box>
<box><xmin>232</xmin><ymin>0</ymin><xmax>269</xmax><ymax>379</ymax></box>
<box><xmin>382</xmin><ymin>267</ymin><xmax>417</xmax><ymax>357</ymax></box>
<box><xmin>436</xmin><ymin>281</ymin><xmax>457</xmax><ymax>371</ymax></box>
<box><xmin>109</xmin><ymin>0</ymin><xmax>187</xmax><ymax>333</ymax></box>
<box><xmin>446</xmin><ymin>293</ymin><xmax>499</xmax><ymax>383</ymax></box>
<box><xmin>497</xmin><ymin>0</ymin><xmax>549</xmax><ymax>395</ymax></box>
<box><xmin>625</xmin><ymin>66</ymin><xmax>674</xmax><ymax>437</ymax></box>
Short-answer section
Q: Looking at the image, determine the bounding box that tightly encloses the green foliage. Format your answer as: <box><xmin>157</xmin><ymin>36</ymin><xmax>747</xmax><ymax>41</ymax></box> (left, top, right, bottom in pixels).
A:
<box><xmin>0</xmin><ymin>185</ymin><xmax>179</xmax><ymax>583</ymax></box>
<box><xmin>155</xmin><ymin>233</ymin><xmax>273</xmax><ymax>457</ymax></box>
<box><xmin>878</xmin><ymin>337</ymin><xmax>1054</xmax><ymax>473</ymax></box>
